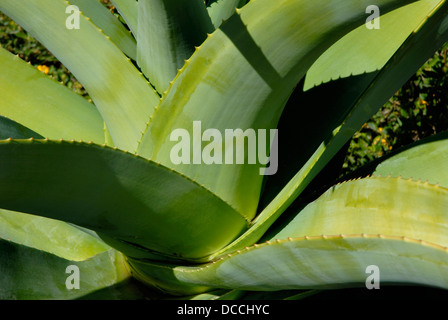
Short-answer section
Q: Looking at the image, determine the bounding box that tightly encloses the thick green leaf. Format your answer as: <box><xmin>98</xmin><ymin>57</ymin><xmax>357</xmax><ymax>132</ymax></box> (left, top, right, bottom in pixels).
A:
<box><xmin>70</xmin><ymin>0</ymin><xmax>137</xmax><ymax>60</ymax></box>
<box><xmin>0</xmin><ymin>238</ymin><xmax>130</xmax><ymax>299</ymax></box>
<box><xmin>0</xmin><ymin>47</ymin><xmax>104</xmax><ymax>143</ymax></box>
<box><xmin>259</xmin><ymin>0</ymin><xmax>441</xmax><ymax>209</ymax></box>
<box><xmin>0</xmin><ymin>0</ymin><xmax>160</xmax><ymax>151</ymax></box>
<box><xmin>207</xmin><ymin>0</ymin><xmax>247</xmax><ymax>29</ymax></box>
<box><xmin>129</xmin><ymin>235</ymin><xmax>448</xmax><ymax>293</ymax></box>
<box><xmin>334</xmin><ymin>130</ymin><xmax>448</xmax><ymax>184</ymax></box>
<box><xmin>110</xmin><ymin>0</ymin><xmax>138</xmax><ymax>38</ymax></box>
<box><xmin>304</xmin><ymin>0</ymin><xmax>441</xmax><ymax>90</ymax></box>
<box><xmin>0</xmin><ymin>116</ymin><xmax>43</xmax><ymax>140</ymax></box>
<box><xmin>0</xmin><ymin>139</ymin><xmax>248</xmax><ymax>261</ymax></box>
<box><xmin>0</xmin><ymin>206</ymin><xmax>130</xmax><ymax>299</ymax></box>
<box><xmin>372</xmin><ymin>134</ymin><xmax>448</xmax><ymax>186</ymax></box>
<box><xmin>213</xmin><ymin>0</ymin><xmax>448</xmax><ymax>257</ymax></box>
<box><xmin>137</xmin><ymin>0</ymin><xmax>416</xmax><ymax>221</ymax></box>
<box><xmin>0</xmin><ymin>209</ymin><xmax>109</xmax><ymax>261</ymax></box>
<box><xmin>267</xmin><ymin>178</ymin><xmax>448</xmax><ymax>244</ymax></box>
<box><xmin>137</xmin><ymin>0</ymin><xmax>214</xmax><ymax>93</ymax></box>
<box><xmin>185</xmin><ymin>236</ymin><xmax>448</xmax><ymax>291</ymax></box>
<box><xmin>128</xmin><ymin>178</ymin><xmax>448</xmax><ymax>293</ymax></box>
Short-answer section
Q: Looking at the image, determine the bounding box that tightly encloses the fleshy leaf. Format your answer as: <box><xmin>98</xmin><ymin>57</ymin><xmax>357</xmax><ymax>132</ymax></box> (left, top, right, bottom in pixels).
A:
<box><xmin>259</xmin><ymin>0</ymin><xmax>441</xmax><ymax>209</ymax></box>
<box><xmin>0</xmin><ymin>206</ymin><xmax>130</xmax><ymax>299</ymax></box>
<box><xmin>128</xmin><ymin>177</ymin><xmax>448</xmax><ymax>293</ymax></box>
<box><xmin>372</xmin><ymin>133</ymin><xmax>448</xmax><ymax>187</ymax></box>
<box><xmin>0</xmin><ymin>116</ymin><xmax>43</xmax><ymax>140</ymax></box>
<box><xmin>137</xmin><ymin>0</ymin><xmax>417</xmax><ymax>221</ymax></box>
<box><xmin>0</xmin><ymin>238</ymin><xmax>130</xmax><ymax>299</ymax></box>
<box><xmin>207</xmin><ymin>0</ymin><xmax>247</xmax><ymax>29</ymax></box>
<box><xmin>0</xmin><ymin>0</ymin><xmax>160</xmax><ymax>151</ymax></box>
<box><xmin>0</xmin><ymin>139</ymin><xmax>248</xmax><ymax>261</ymax></box>
<box><xmin>137</xmin><ymin>0</ymin><xmax>214</xmax><ymax>93</ymax></box>
<box><xmin>212</xmin><ymin>0</ymin><xmax>448</xmax><ymax>256</ymax></box>
<box><xmin>0</xmin><ymin>208</ymin><xmax>109</xmax><ymax>261</ymax></box>
<box><xmin>110</xmin><ymin>0</ymin><xmax>138</xmax><ymax>38</ymax></box>
<box><xmin>0</xmin><ymin>46</ymin><xmax>104</xmax><ymax>143</ymax></box>
<box><xmin>70</xmin><ymin>0</ymin><xmax>137</xmax><ymax>60</ymax></box>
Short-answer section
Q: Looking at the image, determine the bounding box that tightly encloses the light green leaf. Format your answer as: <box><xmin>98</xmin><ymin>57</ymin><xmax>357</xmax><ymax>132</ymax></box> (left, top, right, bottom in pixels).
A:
<box><xmin>372</xmin><ymin>133</ymin><xmax>448</xmax><ymax>187</ymax></box>
<box><xmin>129</xmin><ymin>236</ymin><xmax>448</xmax><ymax>293</ymax></box>
<box><xmin>304</xmin><ymin>0</ymin><xmax>441</xmax><ymax>91</ymax></box>
<box><xmin>0</xmin><ymin>239</ymin><xmax>130</xmax><ymax>299</ymax></box>
<box><xmin>207</xmin><ymin>0</ymin><xmax>247</xmax><ymax>29</ymax></box>
<box><xmin>137</xmin><ymin>0</ymin><xmax>214</xmax><ymax>93</ymax></box>
<box><xmin>267</xmin><ymin>177</ymin><xmax>448</xmax><ymax>245</ymax></box>
<box><xmin>0</xmin><ymin>139</ymin><xmax>248</xmax><ymax>262</ymax></box>
<box><xmin>213</xmin><ymin>0</ymin><xmax>448</xmax><ymax>256</ymax></box>
<box><xmin>0</xmin><ymin>205</ymin><xmax>130</xmax><ymax>299</ymax></box>
<box><xmin>0</xmin><ymin>209</ymin><xmax>110</xmax><ymax>261</ymax></box>
<box><xmin>326</xmin><ymin>125</ymin><xmax>448</xmax><ymax>187</ymax></box>
<box><xmin>259</xmin><ymin>0</ymin><xmax>441</xmax><ymax>209</ymax></box>
<box><xmin>0</xmin><ymin>116</ymin><xmax>43</xmax><ymax>140</ymax></box>
<box><xmin>110</xmin><ymin>0</ymin><xmax>138</xmax><ymax>38</ymax></box>
<box><xmin>0</xmin><ymin>0</ymin><xmax>160</xmax><ymax>151</ymax></box>
<box><xmin>182</xmin><ymin>236</ymin><xmax>448</xmax><ymax>291</ymax></box>
<box><xmin>128</xmin><ymin>178</ymin><xmax>448</xmax><ymax>293</ymax></box>
<box><xmin>137</xmin><ymin>0</ymin><xmax>422</xmax><ymax>227</ymax></box>
<box><xmin>70</xmin><ymin>0</ymin><xmax>137</xmax><ymax>60</ymax></box>
<box><xmin>0</xmin><ymin>47</ymin><xmax>104</xmax><ymax>143</ymax></box>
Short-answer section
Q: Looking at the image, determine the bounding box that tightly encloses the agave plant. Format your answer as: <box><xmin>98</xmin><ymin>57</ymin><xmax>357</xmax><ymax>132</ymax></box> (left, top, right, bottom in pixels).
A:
<box><xmin>1</xmin><ymin>0</ymin><xmax>448</xmax><ymax>300</ymax></box>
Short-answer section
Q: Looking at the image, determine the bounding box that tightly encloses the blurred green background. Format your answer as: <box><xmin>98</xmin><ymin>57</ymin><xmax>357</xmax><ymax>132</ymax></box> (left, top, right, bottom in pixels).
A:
<box><xmin>1</xmin><ymin>4</ymin><xmax>448</xmax><ymax>176</ymax></box>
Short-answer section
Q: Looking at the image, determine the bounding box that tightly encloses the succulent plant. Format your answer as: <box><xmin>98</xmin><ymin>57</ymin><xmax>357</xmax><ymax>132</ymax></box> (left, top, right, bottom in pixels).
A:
<box><xmin>0</xmin><ymin>0</ymin><xmax>448</xmax><ymax>299</ymax></box>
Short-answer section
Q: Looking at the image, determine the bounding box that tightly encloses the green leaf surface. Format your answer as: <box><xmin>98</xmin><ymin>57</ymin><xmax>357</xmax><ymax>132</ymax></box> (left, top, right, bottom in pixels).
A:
<box><xmin>110</xmin><ymin>0</ymin><xmax>138</xmax><ymax>38</ymax></box>
<box><xmin>69</xmin><ymin>0</ymin><xmax>137</xmax><ymax>60</ymax></box>
<box><xmin>137</xmin><ymin>0</ymin><xmax>416</xmax><ymax>222</ymax></box>
<box><xmin>304</xmin><ymin>0</ymin><xmax>440</xmax><ymax>90</ymax></box>
<box><xmin>267</xmin><ymin>177</ymin><xmax>448</xmax><ymax>245</ymax></box>
<box><xmin>372</xmin><ymin>134</ymin><xmax>448</xmax><ymax>186</ymax></box>
<box><xmin>207</xmin><ymin>0</ymin><xmax>247</xmax><ymax>29</ymax></box>
<box><xmin>0</xmin><ymin>209</ymin><xmax>110</xmax><ymax>261</ymax></box>
<box><xmin>137</xmin><ymin>0</ymin><xmax>214</xmax><ymax>93</ymax></box>
<box><xmin>214</xmin><ymin>0</ymin><xmax>448</xmax><ymax>257</ymax></box>
<box><xmin>0</xmin><ymin>238</ymin><xmax>130</xmax><ymax>299</ymax></box>
<box><xmin>129</xmin><ymin>235</ymin><xmax>448</xmax><ymax>293</ymax></box>
<box><xmin>0</xmin><ymin>0</ymin><xmax>160</xmax><ymax>151</ymax></box>
<box><xmin>182</xmin><ymin>236</ymin><xmax>448</xmax><ymax>291</ymax></box>
<box><xmin>259</xmin><ymin>0</ymin><xmax>441</xmax><ymax>210</ymax></box>
<box><xmin>0</xmin><ymin>139</ymin><xmax>248</xmax><ymax>261</ymax></box>
<box><xmin>0</xmin><ymin>204</ymin><xmax>129</xmax><ymax>299</ymax></box>
<box><xmin>0</xmin><ymin>116</ymin><xmax>43</xmax><ymax>140</ymax></box>
<box><xmin>0</xmin><ymin>47</ymin><xmax>104</xmax><ymax>143</ymax></box>
<box><xmin>130</xmin><ymin>178</ymin><xmax>448</xmax><ymax>293</ymax></box>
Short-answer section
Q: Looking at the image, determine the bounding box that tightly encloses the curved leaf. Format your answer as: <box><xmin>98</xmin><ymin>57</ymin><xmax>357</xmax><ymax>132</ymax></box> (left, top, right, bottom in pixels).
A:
<box><xmin>207</xmin><ymin>0</ymin><xmax>247</xmax><ymax>29</ymax></box>
<box><xmin>0</xmin><ymin>0</ymin><xmax>160</xmax><ymax>151</ymax></box>
<box><xmin>304</xmin><ymin>0</ymin><xmax>440</xmax><ymax>90</ymax></box>
<box><xmin>259</xmin><ymin>0</ymin><xmax>441</xmax><ymax>209</ymax></box>
<box><xmin>0</xmin><ymin>206</ymin><xmax>130</xmax><ymax>299</ymax></box>
<box><xmin>0</xmin><ymin>116</ymin><xmax>43</xmax><ymax>140</ymax></box>
<box><xmin>0</xmin><ymin>208</ymin><xmax>109</xmax><ymax>261</ymax></box>
<box><xmin>213</xmin><ymin>0</ymin><xmax>448</xmax><ymax>257</ymax></box>
<box><xmin>137</xmin><ymin>0</ymin><xmax>416</xmax><ymax>221</ymax></box>
<box><xmin>70</xmin><ymin>0</ymin><xmax>137</xmax><ymax>60</ymax></box>
<box><xmin>372</xmin><ymin>134</ymin><xmax>448</xmax><ymax>186</ymax></box>
<box><xmin>0</xmin><ymin>139</ymin><xmax>248</xmax><ymax>262</ymax></box>
<box><xmin>0</xmin><ymin>47</ymin><xmax>104</xmax><ymax>143</ymax></box>
<box><xmin>267</xmin><ymin>177</ymin><xmax>448</xmax><ymax>244</ymax></box>
<box><xmin>128</xmin><ymin>235</ymin><xmax>448</xmax><ymax>293</ymax></box>
<box><xmin>110</xmin><ymin>0</ymin><xmax>138</xmax><ymax>38</ymax></box>
<box><xmin>128</xmin><ymin>177</ymin><xmax>448</xmax><ymax>293</ymax></box>
<box><xmin>137</xmin><ymin>0</ymin><xmax>214</xmax><ymax>93</ymax></box>
<box><xmin>0</xmin><ymin>238</ymin><xmax>130</xmax><ymax>299</ymax></box>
